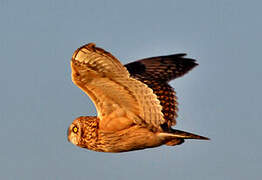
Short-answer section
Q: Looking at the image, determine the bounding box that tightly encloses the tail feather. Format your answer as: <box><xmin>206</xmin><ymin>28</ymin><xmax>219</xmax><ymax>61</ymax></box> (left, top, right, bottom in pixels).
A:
<box><xmin>159</xmin><ymin>129</ymin><xmax>209</xmax><ymax>141</ymax></box>
<box><xmin>169</xmin><ymin>129</ymin><xmax>210</xmax><ymax>140</ymax></box>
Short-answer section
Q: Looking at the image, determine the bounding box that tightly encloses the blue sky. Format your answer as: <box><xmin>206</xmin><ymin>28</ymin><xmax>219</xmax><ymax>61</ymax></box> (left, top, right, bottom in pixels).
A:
<box><xmin>1</xmin><ymin>0</ymin><xmax>261</xmax><ymax>179</ymax></box>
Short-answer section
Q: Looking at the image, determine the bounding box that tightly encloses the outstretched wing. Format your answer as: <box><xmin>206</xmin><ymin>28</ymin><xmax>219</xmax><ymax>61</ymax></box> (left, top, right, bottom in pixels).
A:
<box><xmin>125</xmin><ymin>54</ymin><xmax>198</xmax><ymax>128</ymax></box>
<box><xmin>71</xmin><ymin>43</ymin><xmax>165</xmax><ymax>131</ymax></box>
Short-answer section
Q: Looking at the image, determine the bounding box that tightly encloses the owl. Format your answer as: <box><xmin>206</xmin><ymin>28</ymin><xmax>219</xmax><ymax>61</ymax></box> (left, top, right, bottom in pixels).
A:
<box><xmin>67</xmin><ymin>43</ymin><xmax>209</xmax><ymax>153</ymax></box>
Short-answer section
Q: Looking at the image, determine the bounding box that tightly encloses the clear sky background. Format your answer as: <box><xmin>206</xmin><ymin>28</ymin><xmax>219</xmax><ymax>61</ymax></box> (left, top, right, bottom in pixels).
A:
<box><xmin>1</xmin><ymin>0</ymin><xmax>261</xmax><ymax>179</ymax></box>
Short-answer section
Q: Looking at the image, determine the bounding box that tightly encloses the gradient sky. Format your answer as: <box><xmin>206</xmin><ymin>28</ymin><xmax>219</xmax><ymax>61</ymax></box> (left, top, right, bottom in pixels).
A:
<box><xmin>1</xmin><ymin>0</ymin><xmax>261</xmax><ymax>179</ymax></box>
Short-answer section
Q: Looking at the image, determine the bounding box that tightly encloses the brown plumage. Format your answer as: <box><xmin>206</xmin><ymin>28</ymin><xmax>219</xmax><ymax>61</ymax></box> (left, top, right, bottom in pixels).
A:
<box><xmin>67</xmin><ymin>43</ymin><xmax>209</xmax><ymax>153</ymax></box>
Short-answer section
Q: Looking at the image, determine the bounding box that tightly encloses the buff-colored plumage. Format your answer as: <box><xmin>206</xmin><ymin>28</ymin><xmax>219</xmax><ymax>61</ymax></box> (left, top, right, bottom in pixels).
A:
<box><xmin>68</xmin><ymin>43</ymin><xmax>209</xmax><ymax>153</ymax></box>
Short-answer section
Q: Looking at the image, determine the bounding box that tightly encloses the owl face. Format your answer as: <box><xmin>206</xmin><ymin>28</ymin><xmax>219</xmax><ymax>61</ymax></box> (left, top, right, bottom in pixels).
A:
<box><xmin>67</xmin><ymin>118</ymin><xmax>82</xmax><ymax>147</ymax></box>
<box><xmin>67</xmin><ymin>116</ymin><xmax>99</xmax><ymax>149</ymax></box>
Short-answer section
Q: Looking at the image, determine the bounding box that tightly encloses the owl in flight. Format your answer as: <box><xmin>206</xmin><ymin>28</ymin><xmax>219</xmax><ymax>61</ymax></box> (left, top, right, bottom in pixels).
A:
<box><xmin>68</xmin><ymin>43</ymin><xmax>209</xmax><ymax>153</ymax></box>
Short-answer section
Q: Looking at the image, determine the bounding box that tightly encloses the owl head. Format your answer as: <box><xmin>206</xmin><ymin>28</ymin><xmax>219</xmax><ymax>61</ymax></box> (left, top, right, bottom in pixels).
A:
<box><xmin>67</xmin><ymin>116</ymin><xmax>98</xmax><ymax>149</ymax></box>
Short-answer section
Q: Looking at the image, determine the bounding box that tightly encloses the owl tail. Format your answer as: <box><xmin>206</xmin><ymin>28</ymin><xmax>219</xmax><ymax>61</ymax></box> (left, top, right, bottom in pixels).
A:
<box><xmin>158</xmin><ymin>129</ymin><xmax>209</xmax><ymax>146</ymax></box>
<box><xmin>169</xmin><ymin>128</ymin><xmax>209</xmax><ymax>140</ymax></box>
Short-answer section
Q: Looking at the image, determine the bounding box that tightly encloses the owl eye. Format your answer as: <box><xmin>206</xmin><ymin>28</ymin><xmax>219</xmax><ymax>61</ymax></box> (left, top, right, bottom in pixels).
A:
<box><xmin>72</xmin><ymin>126</ymin><xmax>78</xmax><ymax>133</ymax></box>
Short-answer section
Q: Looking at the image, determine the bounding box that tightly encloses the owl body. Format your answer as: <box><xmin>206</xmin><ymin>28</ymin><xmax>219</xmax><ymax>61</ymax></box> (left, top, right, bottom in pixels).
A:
<box><xmin>67</xmin><ymin>43</ymin><xmax>209</xmax><ymax>153</ymax></box>
<box><xmin>68</xmin><ymin>117</ymin><xmax>183</xmax><ymax>152</ymax></box>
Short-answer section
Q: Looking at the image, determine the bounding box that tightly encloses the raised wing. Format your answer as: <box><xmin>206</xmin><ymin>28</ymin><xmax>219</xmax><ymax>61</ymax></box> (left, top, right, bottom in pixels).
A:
<box><xmin>71</xmin><ymin>43</ymin><xmax>165</xmax><ymax>131</ymax></box>
<box><xmin>125</xmin><ymin>54</ymin><xmax>198</xmax><ymax>82</ymax></box>
<box><xmin>125</xmin><ymin>54</ymin><xmax>197</xmax><ymax>128</ymax></box>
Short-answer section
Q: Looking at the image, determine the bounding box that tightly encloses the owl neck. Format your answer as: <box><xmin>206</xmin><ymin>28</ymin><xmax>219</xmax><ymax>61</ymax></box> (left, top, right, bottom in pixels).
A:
<box><xmin>78</xmin><ymin>116</ymin><xmax>100</xmax><ymax>150</ymax></box>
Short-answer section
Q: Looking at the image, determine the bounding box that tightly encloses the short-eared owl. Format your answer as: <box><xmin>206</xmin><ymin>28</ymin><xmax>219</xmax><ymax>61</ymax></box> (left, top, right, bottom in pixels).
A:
<box><xmin>68</xmin><ymin>43</ymin><xmax>209</xmax><ymax>153</ymax></box>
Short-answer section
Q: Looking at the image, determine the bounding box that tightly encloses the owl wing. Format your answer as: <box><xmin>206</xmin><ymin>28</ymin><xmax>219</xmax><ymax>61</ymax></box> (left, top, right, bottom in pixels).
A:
<box><xmin>125</xmin><ymin>54</ymin><xmax>198</xmax><ymax>128</ymax></box>
<box><xmin>71</xmin><ymin>43</ymin><xmax>165</xmax><ymax>131</ymax></box>
<box><xmin>125</xmin><ymin>54</ymin><xmax>198</xmax><ymax>82</ymax></box>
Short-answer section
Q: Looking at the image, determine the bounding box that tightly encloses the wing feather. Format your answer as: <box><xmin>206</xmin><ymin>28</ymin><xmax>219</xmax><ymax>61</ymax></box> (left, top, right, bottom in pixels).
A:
<box><xmin>71</xmin><ymin>43</ymin><xmax>165</xmax><ymax>131</ymax></box>
<box><xmin>125</xmin><ymin>54</ymin><xmax>198</xmax><ymax>128</ymax></box>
